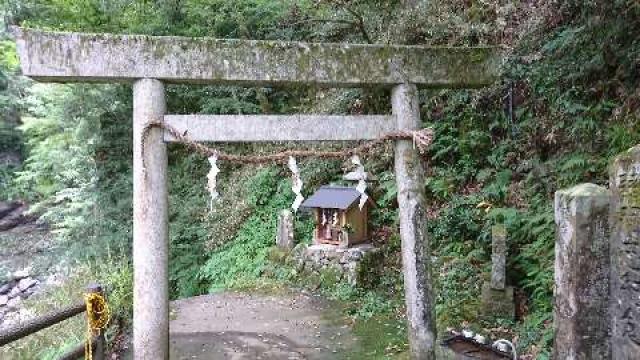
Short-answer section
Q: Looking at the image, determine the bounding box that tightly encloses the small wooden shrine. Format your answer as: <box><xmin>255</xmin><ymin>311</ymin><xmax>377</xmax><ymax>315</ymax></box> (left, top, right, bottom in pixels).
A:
<box><xmin>300</xmin><ymin>185</ymin><xmax>371</xmax><ymax>247</ymax></box>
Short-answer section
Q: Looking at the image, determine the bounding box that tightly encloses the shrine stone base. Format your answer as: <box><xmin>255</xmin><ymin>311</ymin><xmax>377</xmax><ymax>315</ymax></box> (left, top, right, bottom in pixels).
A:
<box><xmin>480</xmin><ymin>282</ymin><xmax>515</xmax><ymax>320</ymax></box>
<box><xmin>293</xmin><ymin>243</ymin><xmax>378</xmax><ymax>286</ymax></box>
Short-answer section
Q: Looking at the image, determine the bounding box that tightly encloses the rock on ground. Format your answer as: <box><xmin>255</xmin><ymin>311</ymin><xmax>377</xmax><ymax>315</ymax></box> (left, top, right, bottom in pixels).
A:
<box><xmin>17</xmin><ymin>277</ymin><xmax>38</xmax><ymax>292</ymax></box>
<box><xmin>0</xmin><ymin>201</ymin><xmax>56</xmax><ymax>329</ymax></box>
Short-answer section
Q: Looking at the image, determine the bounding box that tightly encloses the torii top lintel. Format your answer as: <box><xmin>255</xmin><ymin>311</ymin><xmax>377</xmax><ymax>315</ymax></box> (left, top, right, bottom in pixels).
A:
<box><xmin>12</xmin><ymin>27</ymin><xmax>500</xmax><ymax>88</ymax></box>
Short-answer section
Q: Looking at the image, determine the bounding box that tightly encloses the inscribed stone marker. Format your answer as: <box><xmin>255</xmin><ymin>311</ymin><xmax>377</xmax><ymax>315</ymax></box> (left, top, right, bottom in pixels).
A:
<box><xmin>553</xmin><ymin>183</ymin><xmax>610</xmax><ymax>360</ymax></box>
<box><xmin>490</xmin><ymin>225</ymin><xmax>507</xmax><ymax>290</ymax></box>
<box><xmin>276</xmin><ymin>210</ymin><xmax>295</xmax><ymax>250</ymax></box>
<box><xmin>481</xmin><ymin>225</ymin><xmax>514</xmax><ymax>320</ymax></box>
<box><xmin>610</xmin><ymin>145</ymin><xmax>640</xmax><ymax>358</ymax></box>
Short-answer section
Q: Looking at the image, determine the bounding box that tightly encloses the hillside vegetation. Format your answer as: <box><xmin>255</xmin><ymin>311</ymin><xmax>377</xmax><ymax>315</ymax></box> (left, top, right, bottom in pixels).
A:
<box><xmin>1</xmin><ymin>1</ymin><xmax>639</xmax><ymax>358</ymax></box>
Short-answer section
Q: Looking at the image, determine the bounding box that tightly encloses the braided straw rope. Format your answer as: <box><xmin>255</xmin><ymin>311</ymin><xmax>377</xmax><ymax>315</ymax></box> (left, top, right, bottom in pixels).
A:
<box><xmin>142</xmin><ymin>120</ymin><xmax>433</xmax><ymax>164</ymax></box>
<box><xmin>84</xmin><ymin>292</ymin><xmax>111</xmax><ymax>360</ymax></box>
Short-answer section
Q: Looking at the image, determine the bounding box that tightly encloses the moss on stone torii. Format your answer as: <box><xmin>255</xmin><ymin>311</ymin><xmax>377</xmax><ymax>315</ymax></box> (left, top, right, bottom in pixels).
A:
<box><xmin>11</xmin><ymin>27</ymin><xmax>500</xmax><ymax>88</ymax></box>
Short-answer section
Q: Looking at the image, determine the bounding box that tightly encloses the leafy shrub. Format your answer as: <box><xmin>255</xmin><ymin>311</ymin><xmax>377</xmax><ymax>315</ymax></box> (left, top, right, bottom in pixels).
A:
<box><xmin>199</xmin><ymin>167</ymin><xmax>293</xmax><ymax>289</ymax></box>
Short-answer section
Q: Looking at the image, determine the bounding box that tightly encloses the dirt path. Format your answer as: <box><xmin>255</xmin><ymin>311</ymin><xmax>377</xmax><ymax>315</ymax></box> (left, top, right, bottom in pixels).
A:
<box><xmin>169</xmin><ymin>291</ymin><xmax>362</xmax><ymax>360</ymax></box>
<box><xmin>167</xmin><ymin>291</ymin><xmax>497</xmax><ymax>360</ymax></box>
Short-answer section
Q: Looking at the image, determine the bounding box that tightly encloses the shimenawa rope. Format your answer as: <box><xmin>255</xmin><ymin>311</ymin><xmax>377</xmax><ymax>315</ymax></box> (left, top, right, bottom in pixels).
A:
<box><xmin>141</xmin><ymin>120</ymin><xmax>434</xmax><ymax>166</ymax></box>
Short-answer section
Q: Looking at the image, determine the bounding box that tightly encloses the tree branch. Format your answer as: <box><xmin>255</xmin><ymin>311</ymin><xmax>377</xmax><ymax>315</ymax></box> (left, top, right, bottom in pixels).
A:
<box><xmin>289</xmin><ymin>18</ymin><xmax>359</xmax><ymax>27</ymax></box>
<box><xmin>343</xmin><ymin>6</ymin><xmax>373</xmax><ymax>44</ymax></box>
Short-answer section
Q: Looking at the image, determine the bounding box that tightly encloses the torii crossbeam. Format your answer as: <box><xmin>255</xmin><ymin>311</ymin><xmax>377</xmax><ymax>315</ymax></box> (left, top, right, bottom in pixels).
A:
<box><xmin>13</xmin><ymin>27</ymin><xmax>500</xmax><ymax>360</ymax></box>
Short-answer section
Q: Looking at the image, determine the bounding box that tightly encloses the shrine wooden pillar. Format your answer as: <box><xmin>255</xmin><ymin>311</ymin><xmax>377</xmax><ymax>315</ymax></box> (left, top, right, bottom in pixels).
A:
<box><xmin>132</xmin><ymin>79</ymin><xmax>169</xmax><ymax>359</ymax></box>
<box><xmin>392</xmin><ymin>83</ymin><xmax>436</xmax><ymax>359</ymax></box>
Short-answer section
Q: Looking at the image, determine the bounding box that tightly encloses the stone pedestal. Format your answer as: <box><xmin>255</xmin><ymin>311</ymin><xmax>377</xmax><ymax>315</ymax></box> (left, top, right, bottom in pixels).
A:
<box><xmin>553</xmin><ymin>183</ymin><xmax>611</xmax><ymax>360</ymax></box>
<box><xmin>610</xmin><ymin>146</ymin><xmax>640</xmax><ymax>358</ymax></box>
<box><xmin>294</xmin><ymin>244</ymin><xmax>377</xmax><ymax>286</ymax></box>
<box><xmin>276</xmin><ymin>209</ymin><xmax>295</xmax><ymax>250</ymax></box>
<box><xmin>481</xmin><ymin>283</ymin><xmax>515</xmax><ymax>320</ymax></box>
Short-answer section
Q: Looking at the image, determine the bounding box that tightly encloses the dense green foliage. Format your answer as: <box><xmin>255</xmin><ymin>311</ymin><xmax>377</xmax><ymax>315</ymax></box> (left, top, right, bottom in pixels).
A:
<box><xmin>1</xmin><ymin>0</ymin><xmax>639</xmax><ymax>358</ymax></box>
<box><xmin>0</xmin><ymin>19</ymin><xmax>25</xmax><ymax>199</ymax></box>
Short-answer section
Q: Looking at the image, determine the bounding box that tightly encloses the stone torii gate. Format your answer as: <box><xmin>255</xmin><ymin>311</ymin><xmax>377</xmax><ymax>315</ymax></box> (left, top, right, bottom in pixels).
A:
<box><xmin>12</xmin><ymin>27</ymin><xmax>499</xmax><ymax>359</ymax></box>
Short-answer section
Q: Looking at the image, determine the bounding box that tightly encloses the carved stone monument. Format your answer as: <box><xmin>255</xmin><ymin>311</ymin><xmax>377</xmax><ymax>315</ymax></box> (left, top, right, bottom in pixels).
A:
<box><xmin>610</xmin><ymin>145</ymin><xmax>640</xmax><ymax>358</ymax></box>
<box><xmin>553</xmin><ymin>183</ymin><xmax>611</xmax><ymax>359</ymax></box>
<box><xmin>481</xmin><ymin>225</ymin><xmax>515</xmax><ymax>319</ymax></box>
<box><xmin>276</xmin><ymin>209</ymin><xmax>295</xmax><ymax>250</ymax></box>
<box><xmin>491</xmin><ymin>225</ymin><xmax>507</xmax><ymax>290</ymax></box>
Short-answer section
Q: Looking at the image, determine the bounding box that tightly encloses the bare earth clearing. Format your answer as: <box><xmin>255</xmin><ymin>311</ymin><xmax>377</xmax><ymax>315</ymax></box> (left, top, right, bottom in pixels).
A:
<box><xmin>165</xmin><ymin>292</ymin><xmax>475</xmax><ymax>360</ymax></box>
<box><xmin>168</xmin><ymin>291</ymin><xmax>362</xmax><ymax>360</ymax></box>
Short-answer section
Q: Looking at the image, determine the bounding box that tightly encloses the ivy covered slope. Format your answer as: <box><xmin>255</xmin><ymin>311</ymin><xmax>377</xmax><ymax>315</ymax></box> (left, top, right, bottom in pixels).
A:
<box><xmin>422</xmin><ymin>2</ymin><xmax>640</xmax><ymax>356</ymax></box>
<box><xmin>2</xmin><ymin>0</ymin><xmax>639</xmax><ymax>358</ymax></box>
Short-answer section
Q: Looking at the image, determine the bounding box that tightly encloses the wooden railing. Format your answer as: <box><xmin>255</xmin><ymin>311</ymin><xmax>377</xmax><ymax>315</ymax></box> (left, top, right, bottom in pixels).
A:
<box><xmin>0</xmin><ymin>284</ymin><xmax>107</xmax><ymax>360</ymax></box>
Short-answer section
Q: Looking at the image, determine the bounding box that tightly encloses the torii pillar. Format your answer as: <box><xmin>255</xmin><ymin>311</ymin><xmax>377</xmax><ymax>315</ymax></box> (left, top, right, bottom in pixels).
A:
<box><xmin>12</xmin><ymin>27</ymin><xmax>499</xmax><ymax>360</ymax></box>
<box><xmin>393</xmin><ymin>83</ymin><xmax>436</xmax><ymax>357</ymax></box>
<box><xmin>132</xmin><ymin>79</ymin><xmax>169</xmax><ymax>358</ymax></box>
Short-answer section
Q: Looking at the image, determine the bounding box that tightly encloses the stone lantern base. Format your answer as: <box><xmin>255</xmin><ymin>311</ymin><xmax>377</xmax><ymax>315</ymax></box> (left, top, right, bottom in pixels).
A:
<box><xmin>481</xmin><ymin>282</ymin><xmax>515</xmax><ymax>320</ymax></box>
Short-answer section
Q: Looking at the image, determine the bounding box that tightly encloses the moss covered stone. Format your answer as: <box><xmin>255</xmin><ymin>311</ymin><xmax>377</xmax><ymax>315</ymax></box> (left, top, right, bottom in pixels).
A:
<box><xmin>292</xmin><ymin>244</ymin><xmax>378</xmax><ymax>287</ymax></box>
<box><xmin>12</xmin><ymin>27</ymin><xmax>501</xmax><ymax>88</ymax></box>
<box><xmin>609</xmin><ymin>146</ymin><xmax>640</xmax><ymax>359</ymax></box>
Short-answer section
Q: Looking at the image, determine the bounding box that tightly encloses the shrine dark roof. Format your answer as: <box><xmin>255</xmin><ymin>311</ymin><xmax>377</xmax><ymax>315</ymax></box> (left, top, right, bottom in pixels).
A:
<box><xmin>300</xmin><ymin>186</ymin><xmax>362</xmax><ymax>210</ymax></box>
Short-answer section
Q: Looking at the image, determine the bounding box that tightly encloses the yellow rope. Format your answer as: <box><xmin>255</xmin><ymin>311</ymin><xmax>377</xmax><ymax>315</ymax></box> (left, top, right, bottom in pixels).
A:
<box><xmin>84</xmin><ymin>292</ymin><xmax>111</xmax><ymax>360</ymax></box>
